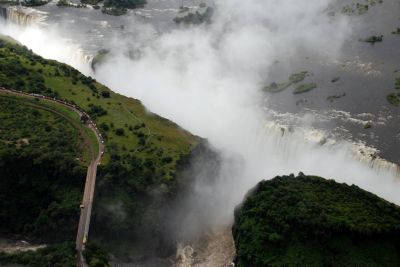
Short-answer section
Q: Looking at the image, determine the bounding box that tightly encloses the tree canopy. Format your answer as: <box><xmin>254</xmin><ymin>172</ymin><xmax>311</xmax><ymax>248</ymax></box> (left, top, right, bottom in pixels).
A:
<box><xmin>233</xmin><ymin>174</ymin><xmax>400</xmax><ymax>267</ymax></box>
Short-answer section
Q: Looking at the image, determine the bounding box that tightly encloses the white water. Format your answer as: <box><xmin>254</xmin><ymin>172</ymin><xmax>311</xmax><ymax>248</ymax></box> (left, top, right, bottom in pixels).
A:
<box><xmin>0</xmin><ymin>6</ymin><xmax>46</xmax><ymax>26</ymax></box>
<box><xmin>1</xmin><ymin>0</ymin><xmax>399</xmax><ymax>242</ymax></box>
<box><xmin>0</xmin><ymin>18</ymin><xmax>93</xmax><ymax>74</ymax></box>
<box><xmin>175</xmin><ymin>228</ymin><xmax>234</xmax><ymax>267</ymax></box>
<box><xmin>89</xmin><ymin>0</ymin><xmax>400</xmax><ymax>226</ymax></box>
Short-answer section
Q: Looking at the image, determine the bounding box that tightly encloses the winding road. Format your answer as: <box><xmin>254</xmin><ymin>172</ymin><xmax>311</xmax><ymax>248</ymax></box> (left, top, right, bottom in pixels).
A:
<box><xmin>0</xmin><ymin>87</ymin><xmax>104</xmax><ymax>267</ymax></box>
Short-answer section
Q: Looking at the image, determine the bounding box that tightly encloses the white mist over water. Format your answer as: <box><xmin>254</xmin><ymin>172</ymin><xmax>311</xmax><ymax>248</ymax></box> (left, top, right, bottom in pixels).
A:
<box><xmin>93</xmin><ymin>0</ymin><xmax>400</xmax><ymax>226</ymax></box>
<box><xmin>1</xmin><ymin>0</ymin><xmax>400</xmax><ymax>229</ymax></box>
<box><xmin>0</xmin><ymin>21</ymin><xmax>92</xmax><ymax>74</ymax></box>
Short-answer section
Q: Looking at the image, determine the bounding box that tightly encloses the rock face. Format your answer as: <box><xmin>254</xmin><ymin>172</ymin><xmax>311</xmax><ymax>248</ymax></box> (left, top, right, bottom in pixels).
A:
<box><xmin>233</xmin><ymin>174</ymin><xmax>400</xmax><ymax>267</ymax></box>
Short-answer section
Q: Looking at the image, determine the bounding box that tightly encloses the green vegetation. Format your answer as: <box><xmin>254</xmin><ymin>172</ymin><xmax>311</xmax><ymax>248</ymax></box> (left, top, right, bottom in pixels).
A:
<box><xmin>263</xmin><ymin>81</ymin><xmax>292</xmax><ymax>93</ymax></box>
<box><xmin>0</xmin><ymin>242</ymin><xmax>76</xmax><ymax>267</ymax></box>
<box><xmin>0</xmin><ymin>96</ymin><xmax>87</xmax><ymax>243</ymax></box>
<box><xmin>0</xmin><ymin>35</ymin><xmax>197</xmax><ymax>168</ymax></box>
<box><xmin>341</xmin><ymin>0</ymin><xmax>383</xmax><ymax>15</ymax></box>
<box><xmin>327</xmin><ymin>92</ymin><xmax>346</xmax><ymax>102</ymax></box>
<box><xmin>21</xmin><ymin>0</ymin><xmax>50</xmax><ymax>6</ymax></box>
<box><xmin>101</xmin><ymin>6</ymin><xmax>127</xmax><ymax>15</ymax></box>
<box><xmin>84</xmin><ymin>243</ymin><xmax>110</xmax><ymax>267</ymax></box>
<box><xmin>359</xmin><ymin>35</ymin><xmax>383</xmax><ymax>44</ymax></box>
<box><xmin>288</xmin><ymin>71</ymin><xmax>309</xmax><ymax>83</ymax></box>
<box><xmin>81</xmin><ymin>0</ymin><xmax>102</xmax><ymax>5</ymax></box>
<box><xmin>233</xmin><ymin>174</ymin><xmax>400</xmax><ymax>267</ymax></box>
<box><xmin>364</xmin><ymin>121</ymin><xmax>372</xmax><ymax>129</ymax></box>
<box><xmin>386</xmin><ymin>77</ymin><xmax>400</xmax><ymax>106</ymax></box>
<box><xmin>331</xmin><ymin>76</ymin><xmax>340</xmax><ymax>83</ymax></box>
<box><xmin>57</xmin><ymin>0</ymin><xmax>87</xmax><ymax>8</ymax></box>
<box><xmin>0</xmin><ymin>95</ymin><xmax>87</xmax><ymax>264</ymax></box>
<box><xmin>0</xmin><ymin>35</ymin><xmax>199</xmax><ymax>262</ymax></box>
<box><xmin>173</xmin><ymin>3</ymin><xmax>213</xmax><ymax>24</ymax></box>
<box><xmin>263</xmin><ymin>71</ymin><xmax>309</xmax><ymax>93</ymax></box>
<box><xmin>57</xmin><ymin>0</ymin><xmax>69</xmax><ymax>6</ymax></box>
<box><xmin>293</xmin><ymin>82</ymin><xmax>317</xmax><ymax>94</ymax></box>
<box><xmin>392</xmin><ymin>28</ymin><xmax>400</xmax><ymax>35</ymax></box>
<box><xmin>77</xmin><ymin>0</ymin><xmax>145</xmax><ymax>14</ymax></box>
<box><xmin>103</xmin><ymin>0</ymin><xmax>145</xmax><ymax>9</ymax></box>
<box><xmin>387</xmin><ymin>92</ymin><xmax>400</xmax><ymax>107</ymax></box>
<box><xmin>115</xmin><ymin>127</ymin><xmax>124</xmax><ymax>136</ymax></box>
<box><xmin>101</xmin><ymin>0</ymin><xmax>146</xmax><ymax>15</ymax></box>
<box><xmin>101</xmin><ymin>90</ymin><xmax>110</xmax><ymax>98</ymax></box>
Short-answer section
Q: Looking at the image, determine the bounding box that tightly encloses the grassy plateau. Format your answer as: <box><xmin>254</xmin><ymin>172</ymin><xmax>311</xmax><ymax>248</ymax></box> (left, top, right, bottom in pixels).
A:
<box><xmin>0</xmin><ymin>35</ymin><xmax>200</xmax><ymax>265</ymax></box>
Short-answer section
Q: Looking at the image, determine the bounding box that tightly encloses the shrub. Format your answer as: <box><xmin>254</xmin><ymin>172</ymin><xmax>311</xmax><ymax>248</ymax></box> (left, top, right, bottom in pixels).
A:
<box><xmin>115</xmin><ymin>128</ymin><xmax>124</xmax><ymax>136</ymax></box>
<box><xmin>101</xmin><ymin>91</ymin><xmax>111</xmax><ymax>98</ymax></box>
<box><xmin>100</xmin><ymin>123</ymin><xmax>110</xmax><ymax>132</ymax></box>
<box><xmin>88</xmin><ymin>104</ymin><xmax>107</xmax><ymax>118</ymax></box>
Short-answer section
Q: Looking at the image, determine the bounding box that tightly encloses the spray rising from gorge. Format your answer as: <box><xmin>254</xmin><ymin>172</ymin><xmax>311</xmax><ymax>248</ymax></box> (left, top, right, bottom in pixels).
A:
<box><xmin>91</xmin><ymin>0</ymin><xmax>400</xmax><ymax>228</ymax></box>
<box><xmin>1</xmin><ymin>0</ymin><xmax>399</xmax><ymax>234</ymax></box>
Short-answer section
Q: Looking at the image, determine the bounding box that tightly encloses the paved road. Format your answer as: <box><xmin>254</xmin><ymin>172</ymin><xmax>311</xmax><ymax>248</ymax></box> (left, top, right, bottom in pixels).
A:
<box><xmin>0</xmin><ymin>87</ymin><xmax>105</xmax><ymax>267</ymax></box>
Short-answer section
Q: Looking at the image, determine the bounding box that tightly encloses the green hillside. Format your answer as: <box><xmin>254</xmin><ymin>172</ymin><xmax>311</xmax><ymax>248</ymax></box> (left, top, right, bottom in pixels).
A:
<box><xmin>233</xmin><ymin>174</ymin><xmax>400</xmax><ymax>267</ymax></box>
<box><xmin>0</xmin><ymin>95</ymin><xmax>87</xmax><ymax>242</ymax></box>
<box><xmin>0</xmin><ymin>35</ymin><xmax>200</xmax><ymax>263</ymax></box>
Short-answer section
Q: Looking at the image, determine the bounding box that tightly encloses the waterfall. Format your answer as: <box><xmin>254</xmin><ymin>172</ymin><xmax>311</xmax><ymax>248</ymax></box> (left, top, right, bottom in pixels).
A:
<box><xmin>0</xmin><ymin>6</ymin><xmax>6</xmax><ymax>20</ymax></box>
<box><xmin>261</xmin><ymin>122</ymin><xmax>400</xmax><ymax>177</ymax></box>
<box><xmin>0</xmin><ymin>15</ymin><xmax>94</xmax><ymax>74</ymax></box>
<box><xmin>0</xmin><ymin>6</ymin><xmax>46</xmax><ymax>26</ymax></box>
<box><xmin>62</xmin><ymin>42</ymin><xmax>94</xmax><ymax>66</ymax></box>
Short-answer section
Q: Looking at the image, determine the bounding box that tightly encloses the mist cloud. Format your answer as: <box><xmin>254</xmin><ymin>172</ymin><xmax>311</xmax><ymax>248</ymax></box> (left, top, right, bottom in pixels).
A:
<box><xmin>0</xmin><ymin>21</ymin><xmax>92</xmax><ymax>74</ymax></box>
<box><xmin>92</xmin><ymin>0</ymin><xmax>399</xmax><ymax>226</ymax></box>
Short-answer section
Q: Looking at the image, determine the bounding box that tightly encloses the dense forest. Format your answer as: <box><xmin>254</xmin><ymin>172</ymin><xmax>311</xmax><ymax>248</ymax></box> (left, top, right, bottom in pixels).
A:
<box><xmin>233</xmin><ymin>174</ymin><xmax>400</xmax><ymax>267</ymax></box>
<box><xmin>0</xmin><ymin>96</ymin><xmax>87</xmax><ymax>266</ymax></box>
<box><xmin>80</xmin><ymin>0</ymin><xmax>146</xmax><ymax>15</ymax></box>
<box><xmin>0</xmin><ymin>35</ymin><xmax>202</xmax><ymax>264</ymax></box>
<box><xmin>0</xmin><ymin>96</ymin><xmax>86</xmax><ymax>242</ymax></box>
